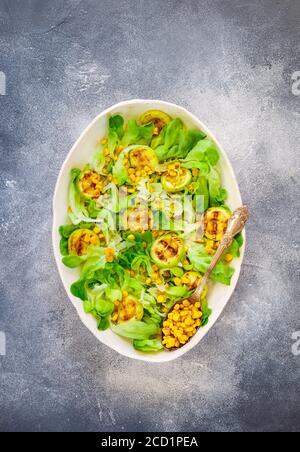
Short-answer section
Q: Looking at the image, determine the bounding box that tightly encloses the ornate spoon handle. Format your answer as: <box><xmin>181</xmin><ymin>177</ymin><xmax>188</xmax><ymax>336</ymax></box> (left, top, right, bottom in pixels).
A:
<box><xmin>189</xmin><ymin>206</ymin><xmax>250</xmax><ymax>304</ymax></box>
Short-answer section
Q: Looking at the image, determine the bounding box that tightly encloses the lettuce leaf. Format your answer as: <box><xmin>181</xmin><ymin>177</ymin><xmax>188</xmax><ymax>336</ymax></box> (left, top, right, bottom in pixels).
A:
<box><xmin>112</xmin><ymin>152</ymin><xmax>128</xmax><ymax>185</ymax></box>
<box><xmin>226</xmin><ymin>236</ymin><xmax>243</xmax><ymax>258</ymax></box>
<box><xmin>122</xmin><ymin>119</ymin><xmax>153</xmax><ymax>147</ymax></box>
<box><xmin>71</xmin><ymin>279</ymin><xmax>87</xmax><ymax>301</ymax></box>
<box><xmin>59</xmin><ymin>221</ymin><xmax>95</xmax><ymax>239</ymax></box>
<box><xmin>62</xmin><ymin>255</ymin><xmax>86</xmax><ymax>268</ymax></box>
<box><xmin>154</xmin><ymin>119</ymin><xmax>205</xmax><ymax>161</ymax></box>
<box><xmin>194</xmin><ymin>176</ymin><xmax>210</xmax><ymax>211</ymax></box>
<box><xmin>140</xmin><ymin>292</ymin><xmax>163</xmax><ymax>326</ymax></box>
<box><xmin>108</xmin><ymin>115</ymin><xmax>124</xmax><ymax>152</ymax></box>
<box><xmin>111</xmin><ymin>320</ymin><xmax>159</xmax><ymax>340</ymax></box>
<box><xmin>151</xmin><ymin>126</ymin><xmax>166</xmax><ymax>149</ymax></box>
<box><xmin>133</xmin><ymin>339</ymin><xmax>163</xmax><ymax>352</ymax></box>
<box><xmin>207</xmin><ymin>167</ymin><xmax>228</xmax><ymax>206</ymax></box>
<box><xmin>80</xmin><ymin>247</ymin><xmax>106</xmax><ymax>279</ymax></box>
<box><xmin>188</xmin><ymin>242</ymin><xmax>235</xmax><ymax>285</ymax></box>
<box><xmin>181</xmin><ymin>138</ymin><xmax>219</xmax><ymax>167</ymax></box>
<box><xmin>201</xmin><ymin>299</ymin><xmax>212</xmax><ymax>326</ymax></box>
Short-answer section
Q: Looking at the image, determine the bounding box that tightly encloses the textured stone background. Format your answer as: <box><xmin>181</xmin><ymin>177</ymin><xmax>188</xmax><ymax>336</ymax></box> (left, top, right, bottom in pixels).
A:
<box><xmin>0</xmin><ymin>0</ymin><xmax>299</xmax><ymax>432</ymax></box>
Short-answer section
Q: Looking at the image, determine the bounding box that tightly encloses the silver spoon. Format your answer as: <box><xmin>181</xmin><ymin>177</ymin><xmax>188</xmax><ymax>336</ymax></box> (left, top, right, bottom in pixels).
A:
<box><xmin>162</xmin><ymin>205</ymin><xmax>250</xmax><ymax>350</ymax></box>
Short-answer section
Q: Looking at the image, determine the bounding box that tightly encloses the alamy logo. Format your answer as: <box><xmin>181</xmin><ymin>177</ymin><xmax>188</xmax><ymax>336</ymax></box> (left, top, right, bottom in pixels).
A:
<box><xmin>76</xmin><ymin>186</ymin><xmax>205</xmax><ymax>233</ymax></box>
<box><xmin>0</xmin><ymin>332</ymin><xmax>6</xmax><ymax>356</ymax></box>
<box><xmin>291</xmin><ymin>71</ymin><xmax>300</xmax><ymax>96</ymax></box>
<box><xmin>0</xmin><ymin>71</ymin><xmax>6</xmax><ymax>95</ymax></box>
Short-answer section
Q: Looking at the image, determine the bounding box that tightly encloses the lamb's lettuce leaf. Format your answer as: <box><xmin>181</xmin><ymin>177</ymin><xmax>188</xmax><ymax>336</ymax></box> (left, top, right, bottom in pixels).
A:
<box><xmin>111</xmin><ymin>320</ymin><xmax>159</xmax><ymax>340</ymax></box>
<box><xmin>201</xmin><ymin>299</ymin><xmax>212</xmax><ymax>326</ymax></box>
<box><xmin>188</xmin><ymin>242</ymin><xmax>235</xmax><ymax>285</ymax></box>
<box><xmin>133</xmin><ymin>339</ymin><xmax>163</xmax><ymax>352</ymax></box>
<box><xmin>154</xmin><ymin>118</ymin><xmax>205</xmax><ymax>161</ymax></box>
<box><xmin>181</xmin><ymin>138</ymin><xmax>219</xmax><ymax>167</ymax></box>
<box><xmin>108</xmin><ymin>115</ymin><xmax>124</xmax><ymax>152</ymax></box>
<box><xmin>122</xmin><ymin>119</ymin><xmax>153</xmax><ymax>147</ymax></box>
<box><xmin>112</xmin><ymin>153</ymin><xmax>128</xmax><ymax>185</ymax></box>
<box><xmin>207</xmin><ymin>167</ymin><xmax>228</xmax><ymax>206</ymax></box>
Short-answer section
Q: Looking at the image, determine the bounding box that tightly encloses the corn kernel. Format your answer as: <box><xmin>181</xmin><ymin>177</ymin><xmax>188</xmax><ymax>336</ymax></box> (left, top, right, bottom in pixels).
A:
<box><xmin>111</xmin><ymin>313</ymin><xmax>118</xmax><ymax>322</ymax></box>
<box><xmin>173</xmin><ymin>277</ymin><xmax>182</xmax><ymax>286</ymax></box>
<box><xmin>225</xmin><ymin>253</ymin><xmax>233</xmax><ymax>263</ymax></box>
<box><xmin>157</xmin><ymin>294</ymin><xmax>165</xmax><ymax>303</ymax></box>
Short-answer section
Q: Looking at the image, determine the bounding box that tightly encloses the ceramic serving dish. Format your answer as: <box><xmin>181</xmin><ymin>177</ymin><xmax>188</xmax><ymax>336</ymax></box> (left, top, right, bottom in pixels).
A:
<box><xmin>52</xmin><ymin>99</ymin><xmax>245</xmax><ymax>362</ymax></box>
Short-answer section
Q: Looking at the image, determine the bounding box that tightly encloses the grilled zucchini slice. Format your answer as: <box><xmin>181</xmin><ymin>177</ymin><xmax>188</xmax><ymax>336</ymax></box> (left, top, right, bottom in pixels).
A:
<box><xmin>77</xmin><ymin>169</ymin><xmax>103</xmax><ymax>199</ymax></box>
<box><xmin>161</xmin><ymin>164</ymin><xmax>192</xmax><ymax>193</ymax></box>
<box><xmin>68</xmin><ymin>229</ymin><xmax>100</xmax><ymax>256</ymax></box>
<box><xmin>129</xmin><ymin>146</ymin><xmax>158</xmax><ymax>172</ymax></box>
<box><xmin>204</xmin><ymin>207</ymin><xmax>230</xmax><ymax>241</ymax></box>
<box><xmin>151</xmin><ymin>234</ymin><xmax>185</xmax><ymax>268</ymax></box>
<box><xmin>139</xmin><ymin>110</ymin><xmax>171</xmax><ymax>135</ymax></box>
<box><xmin>114</xmin><ymin>295</ymin><xmax>144</xmax><ymax>323</ymax></box>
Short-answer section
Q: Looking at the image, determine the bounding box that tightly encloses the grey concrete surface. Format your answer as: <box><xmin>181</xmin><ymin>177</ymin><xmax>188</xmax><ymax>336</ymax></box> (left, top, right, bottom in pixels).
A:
<box><xmin>0</xmin><ymin>0</ymin><xmax>299</xmax><ymax>432</ymax></box>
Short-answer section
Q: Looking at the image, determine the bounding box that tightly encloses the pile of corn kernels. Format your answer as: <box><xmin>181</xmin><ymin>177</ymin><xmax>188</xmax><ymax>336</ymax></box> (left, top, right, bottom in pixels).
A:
<box><xmin>162</xmin><ymin>299</ymin><xmax>202</xmax><ymax>349</ymax></box>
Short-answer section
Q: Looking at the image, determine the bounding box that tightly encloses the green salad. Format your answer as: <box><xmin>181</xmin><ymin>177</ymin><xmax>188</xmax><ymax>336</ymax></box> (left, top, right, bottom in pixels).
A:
<box><xmin>59</xmin><ymin>110</ymin><xmax>243</xmax><ymax>352</ymax></box>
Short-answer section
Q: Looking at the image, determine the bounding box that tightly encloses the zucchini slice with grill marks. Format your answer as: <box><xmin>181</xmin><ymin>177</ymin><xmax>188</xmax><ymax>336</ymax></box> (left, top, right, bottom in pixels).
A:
<box><xmin>161</xmin><ymin>164</ymin><xmax>192</xmax><ymax>193</ymax></box>
<box><xmin>139</xmin><ymin>110</ymin><xmax>171</xmax><ymax>135</ymax></box>
<box><xmin>114</xmin><ymin>295</ymin><xmax>144</xmax><ymax>323</ymax></box>
<box><xmin>150</xmin><ymin>234</ymin><xmax>185</xmax><ymax>268</ymax></box>
<box><xmin>204</xmin><ymin>207</ymin><xmax>230</xmax><ymax>241</ymax></box>
<box><xmin>68</xmin><ymin>229</ymin><xmax>100</xmax><ymax>256</ymax></box>
<box><xmin>77</xmin><ymin>169</ymin><xmax>103</xmax><ymax>200</ymax></box>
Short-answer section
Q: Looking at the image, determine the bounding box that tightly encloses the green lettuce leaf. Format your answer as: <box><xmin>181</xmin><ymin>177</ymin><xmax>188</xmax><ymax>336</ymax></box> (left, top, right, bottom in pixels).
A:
<box><xmin>122</xmin><ymin>120</ymin><xmax>153</xmax><ymax>147</ymax></box>
<box><xmin>98</xmin><ymin>317</ymin><xmax>110</xmax><ymax>330</ymax></box>
<box><xmin>112</xmin><ymin>153</ymin><xmax>128</xmax><ymax>185</ymax></box>
<box><xmin>71</xmin><ymin>279</ymin><xmax>87</xmax><ymax>301</ymax></box>
<box><xmin>207</xmin><ymin>167</ymin><xmax>228</xmax><ymax>206</ymax></box>
<box><xmin>201</xmin><ymin>299</ymin><xmax>212</xmax><ymax>326</ymax></box>
<box><xmin>59</xmin><ymin>222</ymin><xmax>95</xmax><ymax>239</ymax></box>
<box><xmin>194</xmin><ymin>176</ymin><xmax>210</xmax><ymax>211</ymax></box>
<box><xmin>133</xmin><ymin>339</ymin><xmax>163</xmax><ymax>352</ymax></box>
<box><xmin>62</xmin><ymin>255</ymin><xmax>86</xmax><ymax>268</ymax></box>
<box><xmin>111</xmin><ymin>320</ymin><xmax>159</xmax><ymax>340</ymax></box>
<box><xmin>155</xmin><ymin>119</ymin><xmax>205</xmax><ymax>161</ymax></box>
<box><xmin>108</xmin><ymin>115</ymin><xmax>124</xmax><ymax>152</ymax></box>
<box><xmin>182</xmin><ymin>138</ymin><xmax>219</xmax><ymax>165</ymax></box>
<box><xmin>188</xmin><ymin>242</ymin><xmax>235</xmax><ymax>285</ymax></box>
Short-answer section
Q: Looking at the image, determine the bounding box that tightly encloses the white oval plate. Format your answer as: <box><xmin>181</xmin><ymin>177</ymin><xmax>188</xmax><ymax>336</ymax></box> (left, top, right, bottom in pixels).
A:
<box><xmin>52</xmin><ymin>99</ymin><xmax>245</xmax><ymax>362</ymax></box>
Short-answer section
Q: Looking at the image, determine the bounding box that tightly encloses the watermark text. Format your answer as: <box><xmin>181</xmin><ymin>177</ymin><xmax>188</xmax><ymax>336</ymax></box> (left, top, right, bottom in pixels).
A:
<box><xmin>292</xmin><ymin>331</ymin><xmax>300</xmax><ymax>356</ymax></box>
<box><xmin>0</xmin><ymin>71</ymin><xmax>6</xmax><ymax>95</ymax></box>
<box><xmin>0</xmin><ymin>332</ymin><xmax>6</xmax><ymax>356</ymax></box>
<box><xmin>291</xmin><ymin>71</ymin><xmax>300</xmax><ymax>96</ymax></box>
